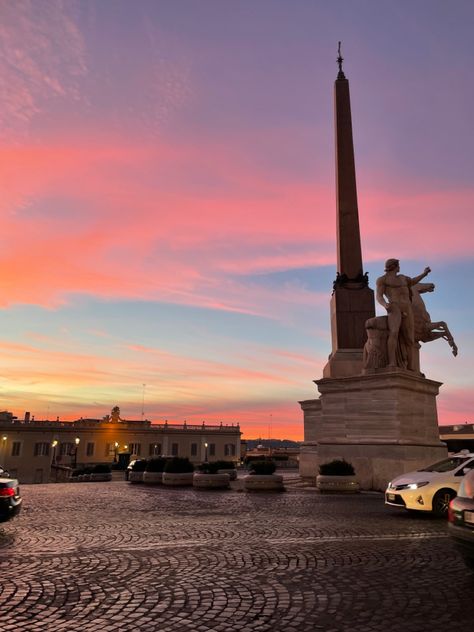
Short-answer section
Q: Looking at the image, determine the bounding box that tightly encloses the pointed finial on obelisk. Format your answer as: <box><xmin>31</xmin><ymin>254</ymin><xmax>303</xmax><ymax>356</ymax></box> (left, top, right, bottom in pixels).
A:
<box><xmin>337</xmin><ymin>41</ymin><xmax>346</xmax><ymax>80</ymax></box>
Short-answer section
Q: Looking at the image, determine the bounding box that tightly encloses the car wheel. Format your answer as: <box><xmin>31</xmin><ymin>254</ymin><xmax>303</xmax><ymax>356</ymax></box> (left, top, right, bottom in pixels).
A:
<box><xmin>432</xmin><ymin>488</ymin><xmax>456</xmax><ymax>518</ymax></box>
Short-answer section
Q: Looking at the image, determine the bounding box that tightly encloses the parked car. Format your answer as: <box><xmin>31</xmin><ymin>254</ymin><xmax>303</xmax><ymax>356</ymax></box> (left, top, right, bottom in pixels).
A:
<box><xmin>448</xmin><ymin>468</ymin><xmax>474</xmax><ymax>570</ymax></box>
<box><xmin>385</xmin><ymin>452</ymin><xmax>474</xmax><ymax>517</ymax></box>
<box><xmin>0</xmin><ymin>477</ymin><xmax>22</xmax><ymax>523</ymax></box>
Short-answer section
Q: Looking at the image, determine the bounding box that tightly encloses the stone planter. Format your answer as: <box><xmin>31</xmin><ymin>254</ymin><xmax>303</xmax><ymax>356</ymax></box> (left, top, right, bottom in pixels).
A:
<box><xmin>193</xmin><ymin>472</ymin><xmax>230</xmax><ymax>489</ymax></box>
<box><xmin>128</xmin><ymin>471</ymin><xmax>144</xmax><ymax>484</ymax></box>
<box><xmin>316</xmin><ymin>475</ymin><xmax>359</xmax><ymax>493</ymax></box>
<box><xmin>143</xmin><ymin>471</ymin><xmax>163</xmax><ymax>485</ymax></box>
<box><xmin>162</xmin><ymin>472</ymin><xmax>194</xmax><ymax>486</ymax></box>
<box><xmin>90</xmin><ymin>472</ymin><xmax>112</xmax><ymax>482</ymax></box>
<box><xmin>217</xmin><ymin>469</ymin><xmax>237</xmax><ymax>481</ymax></box>
<box><xmin>243</xmin><ymin>474</ymin><xmax>284</xmax><ymax>492</ymax></box>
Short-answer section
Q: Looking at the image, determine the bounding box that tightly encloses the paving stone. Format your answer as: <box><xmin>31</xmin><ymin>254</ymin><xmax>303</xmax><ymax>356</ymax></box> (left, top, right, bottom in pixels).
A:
<box><xmin>0</xmin><ymin>480</ymin><xmax>473</xmax><ymax>630</ymax></box>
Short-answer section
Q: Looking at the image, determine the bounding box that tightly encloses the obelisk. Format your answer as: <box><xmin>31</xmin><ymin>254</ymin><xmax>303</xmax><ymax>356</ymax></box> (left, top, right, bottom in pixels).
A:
<box><xmin>300</xmin><ymin>46</ymin><xmax>447</xmax><ymax>490</ymax></box>
<box><xmin>323</xmin><ymin>43</ymin><xmax>375</xmax><ymax>378</ymax></box>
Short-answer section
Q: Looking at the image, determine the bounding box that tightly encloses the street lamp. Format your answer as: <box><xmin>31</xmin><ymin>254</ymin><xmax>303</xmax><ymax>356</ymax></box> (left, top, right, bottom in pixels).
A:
<box><xmin>204</xmin><ymin>442</ymin><xmax>208</xmax><ymax>463</ymax></box>
<box><xmin>1</xmin><ymin>436</ymin><xmax>6</xmax><ymax>464</ymax></box>
<box><xmin>73</xmin><ymin>437</ymin><xmax>80</xmax><ymax>468</ymax></box>
<box><xmin>52</xmin><ymin>440</ymin><xmax>58</xmax><ymax>464</ymax></box>
<box><xmin>114</xmin><ymin>442</ymin><xmax>119</xmax><ymax>463</ymax></box>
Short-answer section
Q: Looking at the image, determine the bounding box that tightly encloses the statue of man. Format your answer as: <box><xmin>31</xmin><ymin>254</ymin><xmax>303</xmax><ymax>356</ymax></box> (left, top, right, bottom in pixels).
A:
<box><xmin>376</xmin><ymin>259</ymin><xmax>431</xmax><ymax>370</ymax></box>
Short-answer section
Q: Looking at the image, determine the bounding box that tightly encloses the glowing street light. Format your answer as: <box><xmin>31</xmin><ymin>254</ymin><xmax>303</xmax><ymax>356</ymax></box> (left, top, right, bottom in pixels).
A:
<box><xmin>52</xmin><ymin>439</ymin><xmax>58</xmax><ymax>463</ymax></box>
<box><xmin>114</xmin><ymin>441</ymin><xmax>119</xmax><ymax>463</ymax></box>
<box><xmin>204</xmin><ymin>442</ymin><xmax>208</xmax><ymax>463</ymax></box>
<box><xmin>73</xmin><ymin>437</ymin><xmax>80</xmax><ymax>468</ymax></box>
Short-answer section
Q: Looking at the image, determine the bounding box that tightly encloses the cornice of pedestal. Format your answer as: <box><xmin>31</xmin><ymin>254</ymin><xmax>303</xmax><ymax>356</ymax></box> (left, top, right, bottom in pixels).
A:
<box><xmin>315</xmin><ymin>368</ymin><xmax>443</xmax><ymax>394</ymax></box>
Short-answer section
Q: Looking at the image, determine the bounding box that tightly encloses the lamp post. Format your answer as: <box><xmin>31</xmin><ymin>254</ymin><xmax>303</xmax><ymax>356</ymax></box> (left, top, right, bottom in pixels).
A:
<box><xmin>1</xmin><ymin>435</ymin><xmax>7</xmax><ymax>465</ymax></box>
<box><xmin>114</xmin><ymin>442</ymin><xmax>119</xmax><ymax>463</ymax></box>
<box><xmin>73</xmin><ymin>437</ymin><xmax>80</xmax><ymax>468</ymax></box>
<box><xmin>52</xmin><ymin>440</ymin><xmax>58</xmax><ymax>464</ymax></box>
<box><xmin>204</xmin><ymin>442</ymin><xmax>208</xmax><ymax>463</ymax></box>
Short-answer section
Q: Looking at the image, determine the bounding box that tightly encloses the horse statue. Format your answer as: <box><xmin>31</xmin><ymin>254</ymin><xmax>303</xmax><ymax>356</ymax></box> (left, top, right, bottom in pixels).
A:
<box><xmin>363</xmin><ymin>281</ymin><xmax>457</xmax><ymax>371</ymax></box>
<box><xmin>411</xmin><ymin>283</ymin><xmax>458</xmax><ymax>356</ymax></box>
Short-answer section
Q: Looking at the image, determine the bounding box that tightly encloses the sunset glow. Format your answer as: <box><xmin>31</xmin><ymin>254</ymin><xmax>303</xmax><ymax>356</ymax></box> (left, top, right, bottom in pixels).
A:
<box><xmin>1</xmin><ymin>1</ymin><xmax>473</xmax><ymax>439</ymax></box>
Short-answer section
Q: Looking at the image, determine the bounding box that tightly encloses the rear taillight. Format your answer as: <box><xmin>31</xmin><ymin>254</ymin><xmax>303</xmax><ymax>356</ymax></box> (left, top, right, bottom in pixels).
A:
<box><xmin>448</xmin><ymin>499</ymin><xmax>455</xmax><ymax>523</ymax></box>
<box><xmin>0</xmin><ymin>487</ymin><xmax>15</xmax><ymax>497</ymax></box>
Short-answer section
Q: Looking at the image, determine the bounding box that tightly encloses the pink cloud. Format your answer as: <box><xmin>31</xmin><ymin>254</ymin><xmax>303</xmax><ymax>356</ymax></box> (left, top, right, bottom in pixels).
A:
<box><xmin>0</xmin><ymin>128</ymin><xmax>472</xmax><ymax>322</ymax></box>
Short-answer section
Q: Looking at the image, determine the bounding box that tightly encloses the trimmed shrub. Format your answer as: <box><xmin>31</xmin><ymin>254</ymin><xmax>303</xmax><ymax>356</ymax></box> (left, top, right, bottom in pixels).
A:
<box><xmin>164</xmin><ymin>457</ymin><xmax>194</xmax><ymax>474</ymax></box>
<box><xmin>319</xmin><ymin>459</ymin><xmax>355</xmax><ymax>476</ymax></box>
<box><xmin>92</xmin><ymin>463</ymin><xmax>111</xmax><ymax>474</ymax></box>
<box><xmin>213</xmin><ymin>460</ymin><xmax>236</xmax><ymax>470</ymax></box>
<box><xmin>197</xmin><ymin>462</ymin><xmax>220</xmax><ymax>474</ymax></box>
<box><xmin>145</xmin><ymin>457</ymin><xmax>168</xmax><ymax>473</ymax></box>
<box><xmin>249</xmin><ymin>460</ymin><xmax>276</xmax><ymax>475</ymax></box>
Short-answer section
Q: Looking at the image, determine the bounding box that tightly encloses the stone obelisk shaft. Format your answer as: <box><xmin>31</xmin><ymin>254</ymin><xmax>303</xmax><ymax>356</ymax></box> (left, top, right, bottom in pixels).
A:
<box><xmin>335</xmin><ymin>77</ymin><xmax>363</xmax><ymax>279</ymax></box>
<box><xmin>323</xmin><ymin>59</ymin><xmax>375</xmax><ymax>378</ymax></box>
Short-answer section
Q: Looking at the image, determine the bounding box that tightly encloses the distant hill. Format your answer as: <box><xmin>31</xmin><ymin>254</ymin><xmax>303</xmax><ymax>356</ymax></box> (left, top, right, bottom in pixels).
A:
<box><xmin>244</xmin><ymin>439</ymin><xmax>302</xmax><ymax>449</ymax></box>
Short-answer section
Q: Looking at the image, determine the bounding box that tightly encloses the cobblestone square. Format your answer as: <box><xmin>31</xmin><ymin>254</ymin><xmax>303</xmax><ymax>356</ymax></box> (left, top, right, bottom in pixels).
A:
<box><xmin>1</xmin><ymin>477</ymin><xmax>473</xmax><ymax>631</ymax></box>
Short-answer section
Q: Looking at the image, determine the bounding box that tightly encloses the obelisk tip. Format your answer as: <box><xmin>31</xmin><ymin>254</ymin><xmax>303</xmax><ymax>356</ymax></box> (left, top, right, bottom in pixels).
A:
<box><xmin>337</xmin><ymin>41</ymin><xmax>346</xmax><ymax>80</ymax></box>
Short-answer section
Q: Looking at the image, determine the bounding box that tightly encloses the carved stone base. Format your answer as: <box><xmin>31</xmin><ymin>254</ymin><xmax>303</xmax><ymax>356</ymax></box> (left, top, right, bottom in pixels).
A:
<box><xmin>300</xmin><ymin>368</ymin><xmax>447</xmax><ymax>491</ymax></box>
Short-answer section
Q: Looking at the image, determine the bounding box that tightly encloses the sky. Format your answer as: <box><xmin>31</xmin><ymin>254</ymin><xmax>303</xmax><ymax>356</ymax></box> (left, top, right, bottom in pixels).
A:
<box><xmin>0</xmin><ymin>0</ymin><xmax>473</xmax><ymax>440</ymax></box>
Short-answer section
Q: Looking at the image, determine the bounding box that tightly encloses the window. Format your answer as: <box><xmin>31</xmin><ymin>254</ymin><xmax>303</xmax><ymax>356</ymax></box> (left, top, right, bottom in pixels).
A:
<box><xmin>11</xmin><ymin>442</ymin><xmax>21</xmax><ymax>457</ymax></box>
<box><xmin>149</xmin><ymin>443</ymin><xmax>161</xmax><ymax>456</ymax></box>
<box><xmin>225</xmin><ymin>444</ymin><xmax>236</xmax><ymax>457</ymax></box>
<box><xmin>129</xmin><ymin>443</ymin><xmax>141</xmax><ymax>456</ymax></box>
<box><xmin>105</xmin><ymin>443</ymin><xmax>117</xmax><ymax>457</ymax></box>
<box><xmin>86</xmin><ymin>442</ymin><xmax>94</xmax><ymax>457</ymax></box>
<box><xmin>60</xmin><ymin>442</ymin><xmax>74</xmax><ymax>456</ymax></box>
<box><xmin>34</xmin><ymin>443</ymin><xmax>50</xmax><ymax>457</ymax></box>
<box><xmin>191</xmin><ymin>443</ymin><xmax>197</xmax><ymax>457</ymax></box>
<box><xmin>171</xmin><ymin>442</ymin><xmax>179</xmax><ymax>456</ymax></box>
<box><xmin>209</xmin><ymin>443</ymin><xmax>215</xmax><ymax>457</ymax></box>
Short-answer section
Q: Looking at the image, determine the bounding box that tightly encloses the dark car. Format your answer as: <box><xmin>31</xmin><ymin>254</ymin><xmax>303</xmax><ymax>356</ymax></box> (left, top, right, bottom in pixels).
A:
<box><xmin>0</xmin><ymin>477</ymin><xmax>22</xmax><ymax>523</ymax></box>
<box><xmin>448</xmin><ymin>468</ymin><xmax>474</xmax><ymax>570</ymax></box>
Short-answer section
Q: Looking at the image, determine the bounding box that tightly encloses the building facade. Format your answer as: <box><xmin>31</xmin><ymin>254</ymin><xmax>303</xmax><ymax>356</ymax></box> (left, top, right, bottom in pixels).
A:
<box><xmin>439</xmin><ymin>424</ymin><xmax>474</xmax><ymax>453</ymax></box>
<box><xmin>0</xmin><ymin>412</ymin><xmax>241</xmax><ymax>484</ymax></box>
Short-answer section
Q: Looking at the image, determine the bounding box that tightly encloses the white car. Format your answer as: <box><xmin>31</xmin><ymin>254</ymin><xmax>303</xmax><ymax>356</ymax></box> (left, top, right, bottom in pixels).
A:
<box><xmin>385</xmin><ymin>452</ymin><xmax>474</xmax><ymax>517</ymax></box>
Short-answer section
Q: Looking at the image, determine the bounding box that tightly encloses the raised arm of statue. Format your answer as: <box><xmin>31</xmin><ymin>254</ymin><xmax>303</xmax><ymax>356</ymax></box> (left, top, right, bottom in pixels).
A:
<box><xmin>409</xmin><ymin>267</ymin><xmax>431</xmax><ymax>286</ymax></box>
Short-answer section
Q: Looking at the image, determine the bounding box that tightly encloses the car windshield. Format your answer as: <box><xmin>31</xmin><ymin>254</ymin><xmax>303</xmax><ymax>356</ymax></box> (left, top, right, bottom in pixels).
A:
<box><xmin>418</xmin><ymin>456</ymin><xmax>470</xmax><ymax>473</ymax></box>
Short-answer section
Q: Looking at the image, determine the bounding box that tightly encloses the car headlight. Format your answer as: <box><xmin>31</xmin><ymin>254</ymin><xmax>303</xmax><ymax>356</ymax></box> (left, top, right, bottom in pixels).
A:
<box><xmin>407</xmin><ymin>481</ymin><xmax>429</xmax><ymax>490</ymax></box>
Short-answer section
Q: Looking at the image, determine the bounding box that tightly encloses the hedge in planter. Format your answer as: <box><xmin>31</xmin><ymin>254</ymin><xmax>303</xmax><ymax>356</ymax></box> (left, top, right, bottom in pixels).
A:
<box><xmin>90</xmin><ymin>463</ymin><xmax>112</xmax><ymax>482</ymax></box>
<box><xmin>163</xmin><ymin>457</ymin><xmax>194</xmax><ymax>486</ymax></box>
<box><xmin>197</xmin><ymin>462</ymin><xmax>220</xmax><ymax>474</ymax></box>
<box><xmin>317</xmin><ymin>459</ymin><xmax>359</xmax><ymax>493</ymax></box>
<box><xmin>244</xmin><ymin>459</ymin><xmax>284</xmax><ymax>492</ymax></box>
<box><xmin>213</xmin><ymin>460</ymin><xmax>238</xmax><ymax>480</ymax></box>
<box><xmin>194</xmin><ymin>461</ymin><xmax>230</xmax><ymax>489</ymax></box>
<box><xmin>143</xmin><ymin>457</ymin><xmax>168</xmax><ymax>484</ymax></box>
<box><xmin>248</xmin><ymin>460</ymin><xmax>276</xmax><ymax>475</ymax></box>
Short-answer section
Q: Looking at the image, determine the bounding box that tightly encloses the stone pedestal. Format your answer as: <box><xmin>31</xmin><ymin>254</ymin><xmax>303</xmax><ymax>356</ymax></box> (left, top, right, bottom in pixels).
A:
<box><xmin>299</xmin><ymin>368</ymin><xmax>447</xmax><ymax>491</ymax></box>
<box><xmin>323</xmin><ymin>286</ymin><xmax>375</xmax><ymax>378</ymax></box>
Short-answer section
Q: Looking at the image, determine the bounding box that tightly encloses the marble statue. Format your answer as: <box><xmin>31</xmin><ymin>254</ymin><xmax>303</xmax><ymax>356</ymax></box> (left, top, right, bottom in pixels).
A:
<box><xmin>375</xmin><ymin>259</ymin><xmax>431</xmax><ymax>370</ymax></box>
<box><xmin>363</xmin><ymin>261</ymin><xmax>458</xmax><ymax>371</ymax></box>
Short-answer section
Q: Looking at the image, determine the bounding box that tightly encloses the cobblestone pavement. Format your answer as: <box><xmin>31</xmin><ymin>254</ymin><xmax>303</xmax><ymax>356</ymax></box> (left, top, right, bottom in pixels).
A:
<box><xmin>1</xmin><ymin>478</ymin><xmax>473</xmax><ymax>632</ymax></box>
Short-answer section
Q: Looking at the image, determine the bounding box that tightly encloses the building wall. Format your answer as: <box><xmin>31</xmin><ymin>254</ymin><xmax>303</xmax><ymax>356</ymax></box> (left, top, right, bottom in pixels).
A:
<box><xmin>0</xmin><ymin>420</ymin><xmax>241</xmax><ymax>484</ymax></box>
